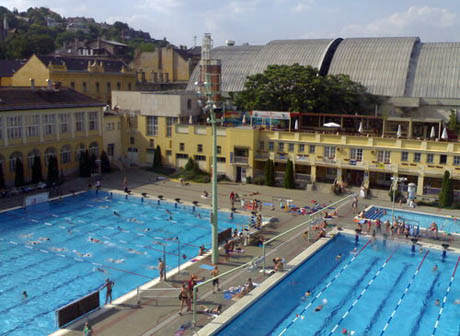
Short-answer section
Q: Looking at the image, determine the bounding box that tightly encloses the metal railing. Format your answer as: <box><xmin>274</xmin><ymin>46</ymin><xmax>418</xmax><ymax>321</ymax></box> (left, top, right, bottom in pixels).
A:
<box><xmin>136</xmin><ymin>287</ymin><xmax>180</xmax><ymax>305</ymax></box>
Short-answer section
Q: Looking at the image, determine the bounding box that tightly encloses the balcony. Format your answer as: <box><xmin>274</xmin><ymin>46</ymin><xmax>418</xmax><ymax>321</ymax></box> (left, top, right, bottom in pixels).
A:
<box><xmin>233</xmin><ymin>156</ymin><xmax>248</xmax><ymax>164</ymax></box>
<box><xmin>255</xmin><ymin>151</ymin><xmax>269</xmax><ymax>160</ymax></box>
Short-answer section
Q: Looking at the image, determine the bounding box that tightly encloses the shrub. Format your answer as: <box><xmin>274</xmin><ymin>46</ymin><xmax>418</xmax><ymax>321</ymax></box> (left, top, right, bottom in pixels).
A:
<box><xmin>264</xmin><ymin>159</ymin><xmax>275</xmax><ymax>186</ymax></box>
<box><xmin>100</xmin><ymin>150</ymin><xmax>111</xmax><ymax>173</ymax></box>
<box><xmin>153</xmin><ymin>145</ymin><xmax>162</xmax><ymax>169</ymax></box>
<box><xmin>439</xmin><ymin>170</ymin><xmax>453</xmax><ymax>208</ymax></box>
<box><xmin>284</xmin><ymin>159</ymin><xmax>295</xmax><ymax>189</ymax></box>
<box><xmin>252</xmin><ymin>176</ymin><xmax>265</xmax><ymax>185</ymax></box>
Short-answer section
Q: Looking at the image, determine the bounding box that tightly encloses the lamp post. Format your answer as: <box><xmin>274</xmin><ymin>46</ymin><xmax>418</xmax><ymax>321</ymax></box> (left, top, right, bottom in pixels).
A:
<box><xmin>391</xmin><ymin>176</ymin><xmax>407</xmax><ymax>222</ymax></box>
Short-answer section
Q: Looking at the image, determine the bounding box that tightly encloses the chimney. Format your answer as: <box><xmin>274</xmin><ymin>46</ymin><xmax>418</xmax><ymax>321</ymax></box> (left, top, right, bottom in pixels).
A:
<box><xmin>30</xmin><ymin>78</ymin><xmax>35</xmax><ymax>89</ymax></box>
<box><xmin>46</xmin><ymin>79</ymin><xmax>52</xmax><ymax>89</ymax></box>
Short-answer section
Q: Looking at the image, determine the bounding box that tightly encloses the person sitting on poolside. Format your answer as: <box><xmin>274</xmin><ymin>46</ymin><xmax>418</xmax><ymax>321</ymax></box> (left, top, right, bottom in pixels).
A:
<box><xmin>198</xmin><ymin>245</ymin><xmax>207</xmax><ymax>256</ymax></box>
<box><xmin>201</xmin><ymin>191</ymin><xmax>209</xmax><ymax>198</ymax></box>
<box><xmin>200</xmin><ymin>304</ymin><xmax>222</xmax><ymax>315</ymax></box>
<box><xmin>316</xmin><ymin>228</ymin><xmax>327</xmax><ymax>240</ymax></box>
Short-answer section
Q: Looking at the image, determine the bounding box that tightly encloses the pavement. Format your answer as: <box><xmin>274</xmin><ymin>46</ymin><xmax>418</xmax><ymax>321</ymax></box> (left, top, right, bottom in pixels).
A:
<box><xmin>3</xmin><ymin>168</ymin><xmax>459</xmax><ymax>336</ymax></box>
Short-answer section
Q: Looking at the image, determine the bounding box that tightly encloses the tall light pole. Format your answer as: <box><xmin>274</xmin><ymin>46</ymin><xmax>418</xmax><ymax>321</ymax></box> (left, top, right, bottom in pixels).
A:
<box><xmin>391</xmin><ymin>176</ymin><xmax>407</xmax><ymax>222</ymax></box>
<box><xmin>195</xmin><ymin>33</ymin><xmax>221</xmax><ymax>264</ymax></box>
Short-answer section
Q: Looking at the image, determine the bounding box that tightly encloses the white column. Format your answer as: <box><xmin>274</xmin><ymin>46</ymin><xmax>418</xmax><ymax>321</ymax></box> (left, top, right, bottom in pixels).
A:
<box><xmin>85</xmin><ymin>112</ymin><xmax>89</xmax><ymax>137</ymax></box>
<box><xmin>56</xmin><ymin>113</ymin><xmax>60</xmax><ymax>141</ymax></box>
<box><xmin>70</xmin><ymin>112</ymin><xmax>75</xmax><ymax>138</ymax></box>
<box><xmin>2</xmin><ymin>115</ymin><xmax>7</xmax><ymax>147</ymax></box>
<box><xmin>21</xmin><ymin>114</ymin><xmax>27</xmax><ymax>144</ymax></box>
<box><xmin>39</xmin><ymin>113</ymin><xmax>44</xmax><ymax>143</ymax></box>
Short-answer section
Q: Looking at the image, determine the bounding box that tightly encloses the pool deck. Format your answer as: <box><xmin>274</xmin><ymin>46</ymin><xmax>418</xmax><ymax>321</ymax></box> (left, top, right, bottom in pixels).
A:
<box><xmin>4</xmin><ymin>168</ymin><xmax>458</xmax><ymax>336</ymax></box>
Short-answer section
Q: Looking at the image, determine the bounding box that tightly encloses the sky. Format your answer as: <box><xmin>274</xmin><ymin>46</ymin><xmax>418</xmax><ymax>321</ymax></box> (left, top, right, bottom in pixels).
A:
<box><xmin>3</xmin><ymin>0</ymin><xmax>460</xmax><ymax>48</ymax></box>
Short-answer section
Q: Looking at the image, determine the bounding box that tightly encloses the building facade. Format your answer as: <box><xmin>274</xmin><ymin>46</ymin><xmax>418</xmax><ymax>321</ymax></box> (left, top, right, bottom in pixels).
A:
<box><xmin>0</xmin><ymin>87</ymin><xmax>104</xmax><ymax>186</ymax></box>
<box><xmin>10</xmin><ymin>55</ymin><xmax>136</xmax><ymax>104</ymax></box>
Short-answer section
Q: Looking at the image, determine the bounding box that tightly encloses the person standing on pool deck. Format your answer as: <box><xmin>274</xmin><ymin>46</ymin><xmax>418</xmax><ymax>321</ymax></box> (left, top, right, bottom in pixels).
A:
<box><xmin>158</xmin><ymin>258</ymin><xmax>166</xmax><ymax>280</ymax></box>
<box><xmin>83</xmin><ymin>321</ymin><xmax>93</xmax><ymax>336</ymax></box>
<box><xmin>101</xmin><ymin>278</ymin><xmax>114</xmax><ymax>304</ymax></box>
<box><xmin>211</xmin><ymin>265</ymin><xmax>220</xmax><ymax>293</ymax></box>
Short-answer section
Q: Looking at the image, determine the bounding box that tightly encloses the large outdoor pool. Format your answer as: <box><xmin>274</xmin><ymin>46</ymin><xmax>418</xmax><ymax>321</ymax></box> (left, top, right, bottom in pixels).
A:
<box><xmin>0</xmin><ymin>191</ymin><xmax>248</xmax><ymax>336</ymax></box>
<box><xmin>216</xmin><ymin>234</ymin><xmax>460</xmax><ymax>336</ymax></box>
<box><xmin>366</xmin><ymin>206</ymin><xmax>460</xmax><ymax>234</ymax></box>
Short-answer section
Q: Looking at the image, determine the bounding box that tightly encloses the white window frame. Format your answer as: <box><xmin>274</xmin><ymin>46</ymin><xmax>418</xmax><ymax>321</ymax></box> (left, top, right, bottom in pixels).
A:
<box><xmin>7</xmin><ymin>115</ymin><xmax>23</xmax><ymax>139</ymax></box>
<box><xmin>377</xmin><ymin>150</ymin><xmax>391</xmax><ymax>164</ymax></box>
<box><xmin>61</xmin><ymin>146</ymin><xmax>71</xmax><ymax>164</ymax></box>
<box><xmin>324</xmin><ymin>146</ymin><xmax>336</xmax><ymax>160</ymax></box>
<box><xmin>43</xmin><ymin>114</ymin><xmax>56</xmax><ymax>136</ymax></box>
<box><xmin>88</xmin><ymin>111</ymin><xmax>98</xmax><ymax>131</ymax></box>
<box><xmin>75</xmin><ymin>112</ymin><xmax>85</xmax><ymax>132</ymax></box>
<box><xmin>454</xmin><ymin>156</ymin><xmax>460</xmax><ymax>166</ymax></box>
<box><xmin>25</xmin><ymin>114</ymin><xmax>40</xmax><ymax>137</ymax></box>
<box><xmin>413</xmin><ymin>152</ymin><xmax>421</xmax><ymax>163</ymax></box>
<box><xmin>350</xmin><ymin>148</ymin><xmax>363</xmax><ymax>161</ymax></box>
<box><xmin>59</xmin><ymin>114</ymin><xmax>69</xmax><ymax>134</ymax></box>
<box><xmin>426</xmin><ymin>153</ymin><xmax>434</xmax><ymax>164</ymax></box>
<box><xmin>146</xmin><ymin>116</ymin><xmax>158</xmax><ymax>136</ymax></box>
<box><xmin>166</xmin><ymin>117</ymin><xmax>176</xmax><ymax>137</ymax></box>
<box><xmin>298</xmin><ymin>144</ymin><xmax>305</xmax><ymax>152</ymax></box>
<box><xmin>401</xmin><ymin>151</ymin><xmax>408</xmax><ymax>161</ymax></box>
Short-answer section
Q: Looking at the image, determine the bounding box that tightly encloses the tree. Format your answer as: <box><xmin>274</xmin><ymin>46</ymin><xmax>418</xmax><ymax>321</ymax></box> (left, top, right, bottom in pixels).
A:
<box><xmin>234</xmin><ymin>64</ymin><xmax>379</xmax><ymax>115</ymax></box>
<box><xmin>14</xmin><ymin>158</ymin><xmax>25</xmax><ymax>187</ymax></box>
<box><xmin>153</xmin><ymin>145</ymin><xmax>162</xmax><ymax>170</ymax></box>
<box><xmin>284</xmin><ymin>159</ymin><xmax>295</xmax><ymax>189</ymax></box>
<box><xmin>100</xmin><ymin>151</ymin><xmax>111</xmax><ymax>173</ymax></box>
<box><xmin>47</xmin><ymin>156</ymin><xmax>59</xmax><ymax>185</ymax></box>
<box><xmin>264</xmin><ymin>159</ymin><xmax>275</xmax><ymax>186</ymax></box>
<box><xmin>439</xmin><ymin>170</ymin><xmax>453</xmax><ymax>208</ymax></box>
<box><xmin>31</xmin><ymin>156</ymin><xmax>43</xmax><ymax>184</ymax></box>
<box><xmin>0</xmin><ymin>162</ymin><xmax>5</xmax><ymax>189</ymax></box>
<box><xmin>79</xmin><ymin>150</ymin><xmax>91</xmax><ymax>177</ymax></box>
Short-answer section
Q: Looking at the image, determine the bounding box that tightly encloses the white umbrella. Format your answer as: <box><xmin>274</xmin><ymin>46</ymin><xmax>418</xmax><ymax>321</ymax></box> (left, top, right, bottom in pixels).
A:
<box><xmin>323</xmin><ymin>122</ymin><xmax>341</xmax><ymax>128</ymax></box>
<box><xmin>189</xmin><ymin>115</ymin><xmax>193</xmax><ymax>125</ymax></box>
<box><xmin>441</xmin><ymin>127</ymin><xmax>448</xmax><ymax>140</ymax></box>
<box><xmin>358</xmin><ymin>121</ymin><xmax>363</xmax><ymax>133</ymax></box>
<box><xmin>430</xmin><ymin>126</ymin><xmax>436</xmax><ymax>138</ymax></box>
<box><xmin>396</xmin><ymin>124</ymin><xmax>402</xmax><ymax>138</ymax></box>
<box><xmin>294</xmin><ymin>119</ymin><xmax>299</xmax><ymax>130</ymax></box>
<box><xmin>242</xmin><ymin>114</ymin><xmax>246</xmax><ymax>125</ymax></box>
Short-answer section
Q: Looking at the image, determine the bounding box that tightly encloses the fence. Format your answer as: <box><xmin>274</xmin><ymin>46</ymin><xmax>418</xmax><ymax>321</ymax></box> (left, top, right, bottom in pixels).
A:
<box><xmin>136</xmin><ymin>287</ymin><xmax>180</xmax><ymax>305</ymax></box>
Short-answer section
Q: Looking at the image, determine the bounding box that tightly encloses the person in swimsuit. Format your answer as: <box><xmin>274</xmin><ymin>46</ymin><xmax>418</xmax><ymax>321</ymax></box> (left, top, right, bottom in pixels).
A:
<box><xmin>101</xmin><ymin>278</ymin><xmax>114</xmax><ymax>304</ymax></box>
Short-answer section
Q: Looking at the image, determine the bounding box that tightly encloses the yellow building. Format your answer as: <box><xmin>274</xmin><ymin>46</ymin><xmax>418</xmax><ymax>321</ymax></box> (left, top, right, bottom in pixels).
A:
<box><xmin>110</xmin><ymin>91</ymin><xmax>460</xmax><ymax>198</ymax></box>
<box><xmin>102</xmin><ymin>110</ymin><xmax>123</xmax><ymax>167</ymax></box>
<box><xmin>10</xmin><ymin>55</ymin><xmax>136</xmax><ymax>104</ymax></box>
<box><xmin>130</xmin><ymin>46</ymin><xmax>199</xmax><ymax>83</ymax></box>
<box><xmin>0</xmin><ymin>87</ymin><xmax>104</xmax><ymax>186</ymax></box>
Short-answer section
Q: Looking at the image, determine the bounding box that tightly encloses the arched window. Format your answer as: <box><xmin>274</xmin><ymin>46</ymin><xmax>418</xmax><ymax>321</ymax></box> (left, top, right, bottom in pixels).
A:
<box><xmin>44</xmin><ymin>147</ymin><xmax>56</xmax><ymax>166</ymax></box>
<box><xmin>187</xmin><ymin>99</ymin><xmax>192</xmax><ymax>110</ymax></box>
<box><xmin>117</xmin><ymin>82</ymin><xmax>121</xmax><ymax>90</ymax></box>
<box><xmin>76</xmin><ymin>143</ymin><xmax>86</xmax><ymax>161</ymax></box>
<box><xmin>27</xmin><ymin>149</ymin><xmax>41</xmax><ymax>169</ymax></box>
<box><xmin>9</xmin><ymin>151</ymin><xmax>23</xmax><ymax>172</ymax></box>
<box><xmin>89</xmin><ymin>142</ymin><xmax>99</xmax><ymax>156</ymax></box>
<box><xmin>61</xmin><ymin>145</ymin><xmax>72</xmax><ymax>164</ymax></box>
<box><xmin>0</xmin><ymin>154</ymin><xmax>5</xmax><ymax>176</ymax></box>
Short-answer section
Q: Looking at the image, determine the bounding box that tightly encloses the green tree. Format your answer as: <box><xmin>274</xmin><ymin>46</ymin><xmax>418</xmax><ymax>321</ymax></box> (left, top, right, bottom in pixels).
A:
<box><xmin>264</xmin><ymin>159</ymin><xmax>275</xmax><ymax>186</ymax></box>
<box><xmin>47</xmin><ymin>156</ymin><xmax>59</xmax><ymax>185</ymax></box>
<box><xmin>234</xmin><ymin>64</ymin><xmax>379</xmax><ymax>115</ymax></box>
<box><xmin>284</xmin><ymin>159</ymin><xmax>295</xmax><ymax>189</ymax></box>
<box><xmin>100</xmin><ymin>151</ymin><xmax>111</xmax><ymax>173</ymax></box>
<box><xmin>14</xmin><ymin>158</ymin><xmax>25</xmax><ymax>187</ymax></box>
<box><xmin>153</xmin><ymin>145</ymin><xmax>162</xmax><ymax>169</ymax></box>
<box><xmin>0</xmin><ymin>162</ymin><xmax>5</xmax><ymax>189</ymax></box>
<box><xmin>439</xmin><ymin>170</ymin><xmax>453</xmax><ymax>208</ymax></box>
<box><xmin>31</xmin><ymin>155</ymin><xmax>43</xmax><ymax>184</ymax></box>
<box><xmin>448</xmin><ymin>110</ymin><xmax>457</xmax><ymax>131</ymax></box>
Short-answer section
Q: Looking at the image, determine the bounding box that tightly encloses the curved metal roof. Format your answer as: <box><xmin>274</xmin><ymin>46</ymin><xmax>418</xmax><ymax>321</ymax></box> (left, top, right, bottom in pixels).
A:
<box><xmin>410</xmin><ymin>42</ymin><xmax>460</xmax><ymax>99</ymax></box>
<box><xmin>327</xmin><ymin>37</ymin><xmax>419</xmax><ymax>97</ymax></box>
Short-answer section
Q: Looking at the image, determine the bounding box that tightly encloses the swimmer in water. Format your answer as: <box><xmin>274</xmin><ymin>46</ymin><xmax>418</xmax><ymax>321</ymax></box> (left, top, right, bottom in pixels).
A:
<box><xmin>433</xmin><ymin>264</ymin><xmax>438</xmax><ymax>272</ymax></box>
<box><xmin>305</xmin><ymin>290</ymin><xmax>311</xmax><ymax>297</ymax></box>
<box><xmin>20</xmin><ymin>233</ymin><xmax>33</xmax><ymax>239</ymax></box>
<box><xmin>144</xmin><ymin>228</ymin><xmax>151</xmax><ymax>232</ymax></box>
<box><xmin>113</xmin><ymin>210</ymin><xmax>120</xmax><ymax>217</ymax></box>
<box><xmin>435</xmin><ymin>299</ymin><xmax>440</xmax><ymax>306</ymax></box>
<box><xmin>51</xmin><ymin>247</ymin><xmax>65</xmax><ymax>252</ymax></box>
<box><xmin>38</xmin><ymin>237</ymin><xmax>50</xmax><ymax>241</ymax></box>
<box><xmin>22</xmin><ymin>291</ymin><xmax>28</xmax><ymax>299</ymax></box>
<box><xmin>89</xmin><ymin>237</ymin><xmax>101</xmax><ymax>243</ymax></box>
<box><xmin>336</xmin><ymin>254</ymin><xmax>342</xmax><ymax>260</ymax></box>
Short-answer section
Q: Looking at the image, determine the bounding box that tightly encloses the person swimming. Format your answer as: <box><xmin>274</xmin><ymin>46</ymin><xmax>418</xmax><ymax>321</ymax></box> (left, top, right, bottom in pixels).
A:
<box><xmin>113</xmin><ymin>210</ymin><xmax>120</xmax><ymax>217</ymax></box>
<box><xmin>22</xmin><ymin>291</ymin><xmax>28</xmax><ymax>299</ymax></box>
<box><xmin>336</xmin><ymin>254</ymin><xmax>342</xmax><ymax>260</ymax></box>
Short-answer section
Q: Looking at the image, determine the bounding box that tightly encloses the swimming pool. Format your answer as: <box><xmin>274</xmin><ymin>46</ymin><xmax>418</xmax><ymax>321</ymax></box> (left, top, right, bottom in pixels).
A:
<box><xmin>216</xmin><ymin>234</ymin><xmax>460</xmax><ymax>336</ymax></box>
<box><xmin>0</xmin><ymin>191</ymin><xmax>248</xmax><ymax>336</ymax></box>
<box><xmin>366</xmin><ymin>206</ymin><xmax>460</xmax><ymax>234</ymax></box>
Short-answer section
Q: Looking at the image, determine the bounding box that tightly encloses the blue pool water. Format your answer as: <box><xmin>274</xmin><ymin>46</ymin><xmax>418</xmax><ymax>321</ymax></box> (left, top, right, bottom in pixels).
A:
<box><xmin>368</xmin><ymin>206</ymin><xmax>459</xmax><ymax>234</ymax></box>
<box><xmin>0</xmin><ymin>191</ymin><xmax>248</xmax><ymax>336</ymax></box>
<box><xmin>217</xmin><ymin>234</ymin><xmax>460</xmax><ymax>336</ymax></box>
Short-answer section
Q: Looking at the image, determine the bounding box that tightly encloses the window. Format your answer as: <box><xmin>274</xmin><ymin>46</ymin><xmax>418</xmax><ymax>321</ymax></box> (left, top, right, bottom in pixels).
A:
<box><xmin>413</xmin><ymin>152</ymin><xmax>421</xmax><ymax>163</ymax></box>
<box><xmin>166</xmin><ymin>117</ymin><xmax>176</xmax><ymax>137</ymax></box>
<box><xmin>76</xmin><ymin>144</ymin><xmax>86</xmax><ymax>160</ymax></box>
<box><xmin>128</xmin><ymin>83</ymin><xmax>132</xmax><ymax>91</ymax></box>
<box><xmin>324</xmin><ymin>146</ymin><xmax>336</xmax><ymax>159</ymax></box>
<box><xmin>377</xmin><ymin>150</ymin><xmax>391</xmax><ymax>164</ymax></box>
<box><xmin>116</xmin><ymin>82</ymin><xmax>121</xmax><ymax>90</ymax></box>
<box><xmin>9</xmin><ymin>152</ymin><xmax>22</xmax><ymax>172</ymax></box>
<box><xmin>25</xmin><ymin>114</ymin><xmax>40</xmax><ymax>137</ymax></box>
<box><xmin>309</xmin><ymin>145</ymin><xmax>315</xmax><ymax>154</ymax></box>
<box><xmin>401</xmin><ymin>151</ymin><xmax>408</xmax><ymax>161</ymax></box>
<box><xmin>61</xmin><ymin>146</ymin><xmax>71</xmax><ymax>164</ymax></box>
<box><xmin>268</xmin><ymin>142</ymin><xmax>274</xmax><ymax>151</ymax></box>
<box><xmin>217</xmin><ymin>157</ymin><xmax>226</xmax><ymax>163</ymax></box>
<box><xmin>130</xmin><ymin>137</ymin><xmax>135</xmax><ymax>145</ymax></box>
<box><xmin>88</xmin><ymin>112</ymin><xmax>98</xmax><ymax>131</ymax></box>
<box><xmin>106</xmin><ymin>82</ymin><xmax>111</xmax><ymax>92</ymax></box>
<box><xmin>146</xmin><ymin>116</ymin><xmax>158</xmax><ymax>136</ymax></box>
<box><xmin>7</xmin><ymin>115</ymin><xmax>22</xmax><ymax>139</ymax></box>
<box><xmin>179</xmin><ymin>143</ymin><xmax>185</xmax><ymax>151</ymax></box>
<box><xmin>454</xmin><ymin>156</ymin><xmax>460</xmax><ymax>166</ymax></box>
<box><xmin>176</xmin><ymin>153</ymin><xmax>188</xmax><ymax>159</ymax></box>
<box><xmin>44</xmin><ymin>148</ymin><xmax>56</xmax><ymax>166</ymax></box>
<box><xmin>107</xmin><ymin>144</ymin><xmax>114</xmax><ymax>156</ymax></box>
<box><xmin>75</xmin><ymin>112</ymin><xmax>85</xmax><ymax>132</ymax></box>
<box><xmin>96</xmin><ymin>82</ymin><xmax>100</xmax><ymax>92</ymax></box>
<box><xmin>259</xmin><ymin>141</ymin><xmax>264</xmax><ymax>151</ymax></box>
<box><xmin>350</xmin><ymin>148</ymin><xmax>363</xmax><ymax>161</ymax></box>
<box><xmin>426</xmin><ymin>153</ymin><xmax>434</xmax><ymax>163</ymax></box>
<box><xmin>70</xmin><ymin>82</ymin><xmax>75</xmax><ymax>89</ymax></box>
<box><xmin>59</xmin><ymin>114</ymin><xmax>69</xmax><ymax>134</ymax></box>
<box><xmin>166</xmin><ymin>150</ymin><xmax>172</xmax><ymax>156</ymax></box>
<box><xmin>288</xmin><ymin>143</ymin><xmax>294</xmax><ymax>152</ymax></box>
<box><xmin>298</xmin><ymin>144</ymin><xmax>305</xmax><ymax>152</ymax></box>
<box><xmin>27</xmin><ymin>150</ymin><xmax>40</xmax><ymax>168</ymax></box>
<box><xmin>197</xmin><ymin>144</ymin><xmax>203</xmax><ymax>152</ymax></box>
<box><xmin>194</xmin><ymin>155</ymin><xmax>206</xmax><ymax>161</ymax></box>
<box><xmin>440</xmin><ymin>154</ymin><xmax>447</xmax><ymax>164</ymax></box>
<box><xmin>89</xmin><ymin>142</ymin><xmax>99</xmax><ymax>156</ymax></box>
<box><xmin>217</xmin><ymin>146</ymin><xmax>222</xmax><ymax>154</ymax></box>
<box><xmin>187</xmin><ymin>99</ymin><xmax>192</xmax><ymax>110</ymax></box>
<box><xmin>42</xmin><ymin>114</ymin><xmax>56</xmax><ymax>136</ymax></box>
<box><xmin>149</xmin><ymin>139</ymin><xmax>154</xmax><ymax>147</ymax></box>
<box><xmin>105</xmin><ymin>122</ymin><xmax>114</xmax><ymax>131</ymax></box>
<box><xmin>82</xmin><ymin>82</ymin><xmax>87</xmax><ymax>92</ymax></box>
<box><xmin>278</xmin><ymin>142</ymin><xmax>284</xmax><ymax>152</ymax></box>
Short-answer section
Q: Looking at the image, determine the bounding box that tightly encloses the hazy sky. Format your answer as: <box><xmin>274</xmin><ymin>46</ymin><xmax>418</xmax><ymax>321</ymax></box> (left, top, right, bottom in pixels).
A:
<box><xmin>4</xmin><ymin>0</ymin><xmax>460</xmax><ymax>47</ymax></box>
